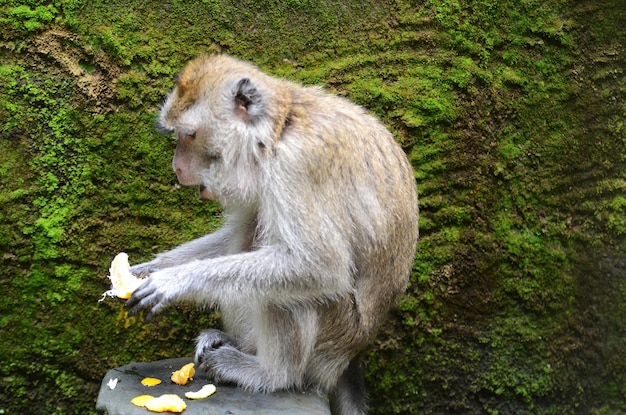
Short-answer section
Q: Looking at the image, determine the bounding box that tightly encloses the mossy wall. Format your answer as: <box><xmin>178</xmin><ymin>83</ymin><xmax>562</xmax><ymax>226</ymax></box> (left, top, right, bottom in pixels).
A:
<box><xmin>0</xmin><ymin>1</ymin><xmax>624</xmax><ymax>414</ymax></box>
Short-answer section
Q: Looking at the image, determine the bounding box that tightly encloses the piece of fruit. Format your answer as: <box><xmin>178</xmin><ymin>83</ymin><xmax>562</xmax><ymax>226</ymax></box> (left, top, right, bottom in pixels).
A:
<box><xmin>101</xmin><ymin>252</ymin><xmax>146</xmax><ymax>300</ymax></box>
<box><xmin>145</xmin><ymin>394</ymin><xmax>187</xmax><ymax>413</ymax></box>
<box><xmin>184</xmin><ymin>384</ymin><xmax>217</xmax><ymax>400</ymax></box>
<box><xmin>171</xmin><ymin>362</ymin><xmax>195</xmax><ymax>385</ymax></box>
<box><xmin>141</xmin><ymin>377</ymin><xmax>162</xmax><ymax>387</ymax></box>
<box><xmin>131</xmin><ymin>395</ymin><xmax>155</xmax><ymax>407</ymax></box>
<box><xmin>131</xmin><ymin>394</ymin><xmax>187</xmax><ymax>413</ymax></box>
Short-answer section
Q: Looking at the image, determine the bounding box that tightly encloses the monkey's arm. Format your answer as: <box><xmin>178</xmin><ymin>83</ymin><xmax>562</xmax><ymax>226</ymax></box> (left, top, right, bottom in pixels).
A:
<box><xmin>127</xmin><ymin>241</ymin><xmax>353</xmax><ymax>319</ymax></box>
<box><xmin>129</xmin><ymin>225</ymin><xmax>235</xmax><ymax>277</ymax></box>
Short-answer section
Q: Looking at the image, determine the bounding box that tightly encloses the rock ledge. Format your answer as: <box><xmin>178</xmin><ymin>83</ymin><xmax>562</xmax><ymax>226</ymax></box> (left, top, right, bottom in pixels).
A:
<box><xmin>96</xmin><ymin>357</ymin><xmax>330</xmax><ymax>415</ymax></box>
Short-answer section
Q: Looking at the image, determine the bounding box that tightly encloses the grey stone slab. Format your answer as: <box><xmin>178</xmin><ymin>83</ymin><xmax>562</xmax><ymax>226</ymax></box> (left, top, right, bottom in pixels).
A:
<box><xmin>96</xmin><ymin>357</ymin><xmax>330</xmax><ymax>415</ymax></box>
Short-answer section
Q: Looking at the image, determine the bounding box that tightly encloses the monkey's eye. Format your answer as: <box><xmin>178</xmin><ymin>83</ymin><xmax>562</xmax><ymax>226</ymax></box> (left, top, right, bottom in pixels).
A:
<box><xmin>156</xmin><ymin>124</ymin><xmax>175</xmax><ymax>135</ymax></box>
<box><xmin>177</xmin><ymin>131</ymin><xmax>197</xmax><ymax>143</ymax></box>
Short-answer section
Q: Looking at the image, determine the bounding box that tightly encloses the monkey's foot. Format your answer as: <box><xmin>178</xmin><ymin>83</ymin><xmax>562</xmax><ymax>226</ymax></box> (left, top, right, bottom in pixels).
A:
<box><xmin>195</xmin><ymin>329</ymin><xmax>238</xmax><ymax>369</ymax></box>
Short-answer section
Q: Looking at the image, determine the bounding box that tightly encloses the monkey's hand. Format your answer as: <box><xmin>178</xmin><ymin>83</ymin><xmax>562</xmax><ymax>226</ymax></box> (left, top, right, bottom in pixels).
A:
<box><xmin>126</xmin><ymin>270</ymin><xmax>178</xmax><ymax>320</ymax></box>
<box><xmin>129</xmin><ymin>262</ymin><xmax>160</xmax><ymax>279</ymax></box>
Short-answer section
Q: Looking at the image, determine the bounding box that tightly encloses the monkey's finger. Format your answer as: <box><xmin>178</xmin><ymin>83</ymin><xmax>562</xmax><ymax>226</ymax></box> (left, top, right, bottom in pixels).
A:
<box><xmin>125</xmin><ymin>296</ymin><xmax>138</xmax><ymax>312</ymax></box>
<box><xmin>126</xmin><ymin>285</ymin><xmax>155</xmax><ymax>314</ymax></box>
<box><xmin>127</xmin><ymin>285</ymin><xmax>170</xmax><ymax>320</ymax></box>
<box><xmin>130</xmin><ymin>264</ymin><xmax>157</xmax><ymax>278</ymax></box>
<box><xmin>125</xmin><ymin>289</ymin><xmax>142</xmax><ymax>311</ymax></box>
<box><xmin>129</xmin><ymin>276</ymin><xmax>157</xmax><ymax>300</ymax></box>
<box><xmin>126</xmin><ymin>297</ymin><xmax>146</xmax><ymax>315</ymax></box>
<box><xmin>144</xmin><ymin>301</ymin><xmax>168</xmax><ymax>321</ymax></box>
<box><xmin>127</xmin><ymin>296</ymin><xmax>158</xmax><ymax>317</ymax></box>
<box><xmin>133</xmin><ymin>269</ymin><xmax>150</xmax><ymax>279</ymax></box>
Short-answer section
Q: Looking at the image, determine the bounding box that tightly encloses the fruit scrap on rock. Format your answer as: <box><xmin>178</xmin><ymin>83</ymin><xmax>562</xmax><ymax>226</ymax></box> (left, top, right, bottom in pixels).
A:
<box><xmin>171</xmin><ymin>362</ymin><xmax>195</xmax><ymax>385</ymax></box>
<box><xmin>185</xmin><ymin>384</ymin><xmax>217</xmax><ymax>400</ymax></box>
<box><xmin>141</xmin><ymin>377</ymin><xmax>162</xmax><ymax>387</ymax></box>
<box><xmin>131</xmin><ymin>394</ymin><xmax>187</xmax><ymax>413</ymax></box>
<box><xmin>131</xmin><ymin>395</ymin><xmax>155</xmax><ymax>407</ymax></box>
<box><xmin>107</xmin><ymin>378</ymin><xmax>118</xmax><ymax>390</ymax></box>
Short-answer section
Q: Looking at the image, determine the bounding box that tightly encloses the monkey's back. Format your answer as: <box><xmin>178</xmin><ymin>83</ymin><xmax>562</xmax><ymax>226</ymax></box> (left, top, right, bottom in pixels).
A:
<box><xmin>269</xmin><ymin>83</ymin><xmax>419</xmax><ymax>338</ymax></box>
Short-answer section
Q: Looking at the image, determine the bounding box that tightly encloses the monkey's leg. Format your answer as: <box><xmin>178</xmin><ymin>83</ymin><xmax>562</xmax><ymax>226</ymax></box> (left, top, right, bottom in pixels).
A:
<box><xmin>197</xmin><ymin>305</ymin><xmax>313</xmax><ymax>393</ymax></box>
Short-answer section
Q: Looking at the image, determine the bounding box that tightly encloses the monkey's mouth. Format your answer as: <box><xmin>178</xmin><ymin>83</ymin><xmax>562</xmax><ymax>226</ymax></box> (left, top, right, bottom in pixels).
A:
<box><xmin>199</xmin><ymin>184</ymin><xmax>217</xmax><ymax>201</ymax></box>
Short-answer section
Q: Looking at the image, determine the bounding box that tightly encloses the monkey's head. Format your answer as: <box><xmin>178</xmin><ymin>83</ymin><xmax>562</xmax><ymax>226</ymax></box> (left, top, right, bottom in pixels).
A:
<box><xmin>157</xmin><ymin>55</ymin><xmax>287</xmax><ymax>206</ymax></box>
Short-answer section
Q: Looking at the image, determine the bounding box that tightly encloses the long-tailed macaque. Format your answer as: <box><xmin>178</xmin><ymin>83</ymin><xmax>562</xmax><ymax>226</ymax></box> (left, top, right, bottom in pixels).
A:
<box><xmin>127</xmin><ymin>54</ymin><xmax>419</xmax><ymax>415</ymax></box>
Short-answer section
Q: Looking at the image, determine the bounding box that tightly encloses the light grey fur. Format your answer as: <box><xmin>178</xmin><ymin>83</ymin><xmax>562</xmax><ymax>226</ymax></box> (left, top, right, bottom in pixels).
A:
<box><xmin>127</xmin><ymin>55</ymin><xmax>419</xmax><ymax>415</ymax></box>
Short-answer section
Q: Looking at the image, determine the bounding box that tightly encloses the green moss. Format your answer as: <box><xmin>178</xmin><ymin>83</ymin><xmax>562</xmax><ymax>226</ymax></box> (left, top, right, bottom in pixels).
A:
<box><xmin>1</xmin><ymin>0</ymin><xmax>625</xmax><ymax>414</ymax></box>
<box><xmin>4</xmin><ymin>4</ymin><xmax>58</xmax><ymax>32</ymax></box>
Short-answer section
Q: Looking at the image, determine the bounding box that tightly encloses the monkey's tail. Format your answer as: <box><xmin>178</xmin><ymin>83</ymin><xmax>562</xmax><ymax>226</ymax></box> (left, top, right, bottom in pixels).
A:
<box><xmin>329</xmin><ymin>355</ymin><xmax>368</xmax><ymax>415</ymax></box>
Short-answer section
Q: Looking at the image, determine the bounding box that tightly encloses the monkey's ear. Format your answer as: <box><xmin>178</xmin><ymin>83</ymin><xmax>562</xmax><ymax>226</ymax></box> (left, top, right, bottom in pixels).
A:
<box><xmin>233</xmin><ymin>78</ymin><xmax>264</xmax><ymax>122</ymax></box>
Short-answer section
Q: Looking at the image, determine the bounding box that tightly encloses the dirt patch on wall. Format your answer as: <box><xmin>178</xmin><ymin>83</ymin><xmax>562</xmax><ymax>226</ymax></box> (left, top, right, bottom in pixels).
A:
<box><xmin>30</xmin><ymin>27</ymin><xmax>120</xmax><ymax>111</ymax></box>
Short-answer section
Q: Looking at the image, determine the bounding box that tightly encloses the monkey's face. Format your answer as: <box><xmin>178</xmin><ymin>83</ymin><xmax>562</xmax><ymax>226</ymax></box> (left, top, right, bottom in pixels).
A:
<box><xmin>158</xmin><ymin>87</ymin><xmax>228</xmax><ymax>202</ymax></box>
<box><xmin>156</xmin><ymin>55</ymin><xmax>275</xmax><ymax>206</ymax></box>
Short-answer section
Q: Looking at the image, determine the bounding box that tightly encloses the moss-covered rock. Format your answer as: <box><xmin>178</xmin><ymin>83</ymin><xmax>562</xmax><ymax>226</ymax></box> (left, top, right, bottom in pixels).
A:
<box><xmin>0</xmin><ymin>0</ymin><xmax>624</xmax><ymax>414</ymax></box>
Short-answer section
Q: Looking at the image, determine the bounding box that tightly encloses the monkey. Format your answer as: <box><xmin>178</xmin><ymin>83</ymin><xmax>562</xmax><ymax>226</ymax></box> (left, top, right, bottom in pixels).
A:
<box><xmin>126</xmin><ymin>54</ymin><xmax>419</xmax><ymax>415</ymax></box>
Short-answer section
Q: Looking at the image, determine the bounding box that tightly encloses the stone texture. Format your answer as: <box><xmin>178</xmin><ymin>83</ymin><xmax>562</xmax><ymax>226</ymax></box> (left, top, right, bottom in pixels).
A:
<box><xmin>96</xmin><ymin>357</ymin><xmax>330</xmax><ymax>415</ymax></box>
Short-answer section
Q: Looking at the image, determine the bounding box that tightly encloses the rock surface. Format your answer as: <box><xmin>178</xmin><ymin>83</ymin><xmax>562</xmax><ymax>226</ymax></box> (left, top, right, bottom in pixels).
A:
<box><xmin>96</xmin><ymin>357</ymin><xmax>330</xmax><ymax>415</ymax></box>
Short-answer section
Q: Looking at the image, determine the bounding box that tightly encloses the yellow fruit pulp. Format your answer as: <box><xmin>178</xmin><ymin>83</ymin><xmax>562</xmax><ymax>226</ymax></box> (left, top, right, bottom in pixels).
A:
<box><xmin>131</xmin><ymin>394</ymin><xmax>187</xmax><ymax>413</ymax></box>
<box><xmin>141</xmin><ymin>377</ymin><xmax>162</xmax><ymax>387</ymax></box>
<box><xmin>145</xmin><ymin>394</ymin><xmax>187</xmax><ymax>413</ymax></box>
<box><xmin>171</xmin><ymin>362</ymin><xmax>195</xmax><ymax>385</ymax></box>
<box><xmin>131</xmin><ymin>394</ymin><xmax>155</xmax><ymax>407</ymax></box>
